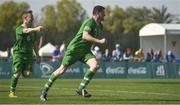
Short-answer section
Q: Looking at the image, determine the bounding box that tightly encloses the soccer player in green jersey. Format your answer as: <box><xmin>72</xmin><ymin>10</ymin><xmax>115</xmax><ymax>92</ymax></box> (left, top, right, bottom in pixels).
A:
<box><xmin>9</xmin><ymin>10</ymin><xmax>43</xmax><ymax>98</ymax></box>
<box><xmin>40</xmin><ymin>5</ymin><xmax>106</xmax><ymax>101</ymax></box>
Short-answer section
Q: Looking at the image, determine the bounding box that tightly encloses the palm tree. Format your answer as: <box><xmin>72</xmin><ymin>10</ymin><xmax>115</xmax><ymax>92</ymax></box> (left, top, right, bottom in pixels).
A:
<box><xmin>151</xmin><ymin>5</ymin><xmax>173</xmax><ymax>23</ymax></box>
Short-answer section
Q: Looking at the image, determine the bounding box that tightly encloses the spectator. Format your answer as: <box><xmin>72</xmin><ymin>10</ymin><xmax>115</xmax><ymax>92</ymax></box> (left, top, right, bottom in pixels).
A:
<box><xmin>156</xmin><ymin>50</ymin><xmax>163</xmax><ymax>62</ymax></box>
<box><xmin>166</xmin><ymin>50</ymin><xmax>175</xmax><ymax>63</ymax></box>
<box><xmin>151</xmin><ymin>50</ymin><xmax>163</xmax><ymax>63</ymax></box>
<box><xmin>102</xmin><ymin>48</ymin><xmax>111</xmax><ymax>61</ymax></box>
<box><xmin>112</xmin><ymin>44</ymin><xmax>123</xmax><ymax>61</ymax></box>
<box><xmin>52</xmin><ymin>45</ymin><xmax>60</xmax><ymax>62</ymax></box>
<box><xmin>134</xmin><ymin>48</ymin><xmax>144</xmax><ymax>62</ymax></box>
<box><xmin>145</xmin><ymin>48</ymin><xmax>154</xmax><ymax>62</ymax></box>
<box><xmin>123</xmin><ymin>48</ymin><xmax>133</xmax><ymax>62</ymax></box>
<box><xmin>92</xmin><ymin>46</ymin><xmax>102</xmax><ymax>60</ymax></box>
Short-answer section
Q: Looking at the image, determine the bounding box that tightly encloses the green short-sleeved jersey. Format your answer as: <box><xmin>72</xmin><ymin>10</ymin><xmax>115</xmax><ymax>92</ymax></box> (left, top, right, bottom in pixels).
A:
<box><xmin>13</xmin><ymin>25</ymin><xmax>37</xmax><ymax>54</ymax></box>
<box><xmin>61</xmin><ymin>18</ymin><xmax>103</xmax><ymax>66</ymax></box>
<box><xmin>67</xmin><ymin>18</ymin><xmax>103</xmax><ymax>52</ymax></box>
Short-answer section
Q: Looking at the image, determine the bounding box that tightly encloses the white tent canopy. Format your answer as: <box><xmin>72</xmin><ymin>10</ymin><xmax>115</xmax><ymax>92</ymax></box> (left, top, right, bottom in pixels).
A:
<box><xmin>139</xmin><ymin>23</ymin><xmax>180</xmax><ymax>59</ymax></box>
<box><xmin>38</xmin><ymin>43</ymin><xmax>56</xmax><ymax>56</ymax></box>
<box><xmin>0</xmin><ymin>50</ymin><xmax>8</xmax><ymax>57</ymax></box>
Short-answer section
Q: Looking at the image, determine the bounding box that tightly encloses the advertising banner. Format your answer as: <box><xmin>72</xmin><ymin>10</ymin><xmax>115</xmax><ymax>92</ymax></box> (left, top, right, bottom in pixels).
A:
<box><xmin>33</xmin><ymin>61</ymin><xmax>59</xmax><ymax>78</ymax></box>
<box><xmin>0</xmin><ymin>62</ymin><xmax>12</xmax><ymax>78</ymax></box>
<box><xmin>61</xmin><ymin>61</ymin><xmax>83</xmax><ymax>79</ymax></box>
<box><xmin>175</xmin><ymin>63</ymin><xmax>180</xmax><ymax>78</ymax></box>
<box><xmin>105</xmin><ymin>62</ymin><xmax>127</xmax><ymax>78</ymax></box>
<box><xmin>127</xmin><ymin>62</ymin><xmax>151</xmax><ymax>78</ymax></box>
<box><xmin>0</xmin><ymin>61</ymin><xmax>180</xmax><ymax>79</ymax></box>
<box><xmin>151</xmin><ymin>63</ymin><xmax>168</xmax><ymax>78</ymax></box>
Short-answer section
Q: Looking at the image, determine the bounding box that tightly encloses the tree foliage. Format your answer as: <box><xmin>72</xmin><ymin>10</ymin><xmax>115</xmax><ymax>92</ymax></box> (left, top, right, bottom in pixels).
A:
<box><xmin>0</xmin><ymin>1</ymin><xmax>29</xmax><ymax>31</ymax></box>
<box><xmin>0</xmin><ymin>0</ymin><xmax>175</xmax><ymax>51</ymax></box>
<box><xmin>40</xmin><ymin>0</ymin><xmax>87</xmax><ymax>45</ymax></box>
<box><xmin>103</xmin><ymin>6</ymin><xmax>152</xmax><ymax>50</ymax></box>
<box><xmin>0</xmin><ymin>1</ymin><xmax>30</xmax><ymax>50</ymax></box>
<box><xmin>103</xmin><ymin>6</ymin><xmax>125</xmax><ymax>33</ymax></box>
<box><xmin>41</xmin><ymin>0</ymin><xmax>87</xmax><ymax>33</ymax></box>
<box><xmin>123</xmin><ymin>7</ymin><xmax>152</xmax><ymax>33</ymax></box>
<box><xmin>56</xmin><ymin>0</ymin><xmax>87</xmax><ymax>32</ymax></box>
<box><xmin>151</xmin><ymin>5</ymin><xmax>173</xmax><ymax>23</ymax></box>
<box><xmin>41</xmin><ymin>5</ymin><xmax>57</xmax><ymax>32</ymax></box>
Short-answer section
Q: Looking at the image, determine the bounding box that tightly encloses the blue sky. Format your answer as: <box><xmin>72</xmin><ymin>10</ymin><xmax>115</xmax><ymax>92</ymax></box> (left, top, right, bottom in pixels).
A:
<box><xmin>0</xmin><ymin>0</ymin><xmax>179</xmax><ymax>17</ymax></box>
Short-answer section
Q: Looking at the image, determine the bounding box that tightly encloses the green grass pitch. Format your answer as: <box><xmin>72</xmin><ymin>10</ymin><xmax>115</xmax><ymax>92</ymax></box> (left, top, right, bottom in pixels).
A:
<box><xmin>0</xmin><ymin>79</ymin><xmax>180</xmax><ymax>104</ymax></box>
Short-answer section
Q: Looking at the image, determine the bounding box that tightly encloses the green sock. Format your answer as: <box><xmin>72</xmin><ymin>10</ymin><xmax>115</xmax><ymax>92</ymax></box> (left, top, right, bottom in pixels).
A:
<box><xmin>78</xmin><ymin>69</ymin><xmax>95</xmax><ymax>90</ymax></box>
<box><xmin>43</xmin><ymin>73</ymin><xmax>58</xmax><ymax>93</ymax></box>
<box><xmin>10</xmin><ymin>75</ymin><xmax>18</xmax><ymax>92</ymax></box>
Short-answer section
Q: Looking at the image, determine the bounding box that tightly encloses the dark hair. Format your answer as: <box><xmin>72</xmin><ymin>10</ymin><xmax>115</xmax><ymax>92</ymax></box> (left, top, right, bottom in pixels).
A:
<box><xmin>21</xmin><ymin>10</ymin><xmax>34</xmax><ymax>21</ymax></box>
<box><xmin>93</xmin><ymin>5</ymin><xmax>105</xmax><ymax>15</ymax></box>
<box><xmin>22</xmin><ymin>10</ymin><xmax>32</xmax><ymax>14</ymax></box>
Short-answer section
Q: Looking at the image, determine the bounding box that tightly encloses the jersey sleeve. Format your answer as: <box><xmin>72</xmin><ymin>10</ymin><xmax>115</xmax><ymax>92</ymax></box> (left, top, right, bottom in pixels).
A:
<box><xmin>83</xmin><ymin>20</ymin><xmax>94</xmax><ymax>33</ymax></box>
<box><xmin>16</xmin><ymin>26</ymin><xmax>24</xmax><ymax>35</ymax></box>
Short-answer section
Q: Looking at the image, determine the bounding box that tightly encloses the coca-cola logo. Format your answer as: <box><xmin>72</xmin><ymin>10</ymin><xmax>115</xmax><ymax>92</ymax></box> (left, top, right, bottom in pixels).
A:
<box><xmin>128</xmin><ymin>67</ymin><xmax>147</xmax><ymax>74</ymax></box>
<box><xmin>106</xmin><ymin>67</ymin><xmax>125</xmax><ymax>74</ymax></box>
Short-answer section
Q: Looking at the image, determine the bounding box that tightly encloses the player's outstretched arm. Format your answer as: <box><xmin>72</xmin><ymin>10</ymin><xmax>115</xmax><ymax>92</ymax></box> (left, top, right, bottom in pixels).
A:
<box><xmin>82</xmin><ymin>31</ymin><xmax>106</xmax><ymax>44</ymax></box>
<box><xmin>23</xmin><ymin>26</ymin><xmax>43</xmax><ymax>33</ymax></box>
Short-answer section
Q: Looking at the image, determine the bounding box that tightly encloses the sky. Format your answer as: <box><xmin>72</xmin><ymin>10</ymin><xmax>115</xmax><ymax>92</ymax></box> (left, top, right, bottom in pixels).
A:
<box><xmin>0</xmin><ymin>0</ymin><xmax>180</xmax><ymax>17</ymax></box>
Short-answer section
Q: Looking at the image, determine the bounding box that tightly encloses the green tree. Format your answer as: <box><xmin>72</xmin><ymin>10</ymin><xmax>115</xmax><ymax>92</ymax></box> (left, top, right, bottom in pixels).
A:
<box><xmin>103</xmin><ymin>6</ymin><xmax>152</xmax><ymax>50</ymax></box>
<box><xmin>41</xmin><ymin>5</ymin><xmax>57</xmax><ymax>32</ymax></box>
<box><xmin>40</xmin><ymin>0</ymin><xmax>87</xmax><ymax>45</ymax></box>
<box><xmin>151</xmin><ymin>5</ymin><xmax>173</xmax><ymax>23</ymax></box>
<box><xmin>0</xmin><ymin>1</ymin><xmax>30</xmax><ymax>50</ymax></box>
<box><xmin>56</xmin><ymin>0</ymin><xmax>87</xmax><ymax>32</ymax></box>
<box><xmin>102</xmin><ymin>6</ymin><xmax>126</xmax><ymax>50</ymax></box>
<box><xmin>103</xmin><ymin>6</ymin><xmax>125</xmax><ymax>34</ymax></box>
<box><xmin>123</xmin><ymin>7</ymin><xmax>152</xmax><ymax>33</ymax></box>
<box><xmin>0</xmin><ymin>1</ymin><xmax>29</xmax><ymax>31</ymax></box>
<box><xmin>120</xmin><ymin>7</ymin><xmax>152</xmax><ymax>49</ymax></box>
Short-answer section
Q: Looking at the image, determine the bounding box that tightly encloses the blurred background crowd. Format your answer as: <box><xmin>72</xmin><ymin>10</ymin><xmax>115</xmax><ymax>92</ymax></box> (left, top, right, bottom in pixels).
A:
<box><xmin>0</xmin><ymin>42</ymin><xmax>178</xmax><ymax>63</ymax></box>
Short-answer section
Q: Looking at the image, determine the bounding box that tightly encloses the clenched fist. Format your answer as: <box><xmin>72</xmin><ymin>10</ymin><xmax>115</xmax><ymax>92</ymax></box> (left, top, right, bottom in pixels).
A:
<box><xmin>99</xmin><ymin>38</ymin><xmax>106</xmax><ymax>44</ymax></box>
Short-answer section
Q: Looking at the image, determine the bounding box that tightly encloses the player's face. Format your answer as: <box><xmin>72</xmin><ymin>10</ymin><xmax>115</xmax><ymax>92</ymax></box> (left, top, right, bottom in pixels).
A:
<box><xmin>98</xmin><ymin>10</ymin><xmax>105</xmax><ymax>21</ymax></box>
<box><xmin>24</xmin><ymin>13</ymin><xmax>33</xmax><ymax>26</ymax></box>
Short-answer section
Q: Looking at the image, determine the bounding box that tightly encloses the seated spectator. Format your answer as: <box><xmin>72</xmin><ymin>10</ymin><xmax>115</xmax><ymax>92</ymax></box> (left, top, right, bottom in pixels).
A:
<box><xmin>123</xmin><ymin>48</ymin><xmax>133</xmax><ymax>62</ymax></box>
<box><xmin>145</xmin><ymin>48</ymin><xmax>154</xmax><ymax>62</ymax></box>
<box><xmin>166</xmin><ymin>50</ymin><xmax>175</xmax><ymax>63</ymax></box>
<box><xmin>134</xmin><ymin>48</ymin><xmax>144</xmax><ymax>62</ymax></box>
<box><xmin>102</xmin><ymin>48</ymin><xmax>111</xmax><ymax>61</ymax></box>
<box><xmin>52</xmin><ymin>45</ymin><xmax>60</xmax><ymax>62</ymax></box>
<box><xmin>112</xmin><ymin>44</ymin><xmax>123</xmax><ymax>61</ymax></box>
